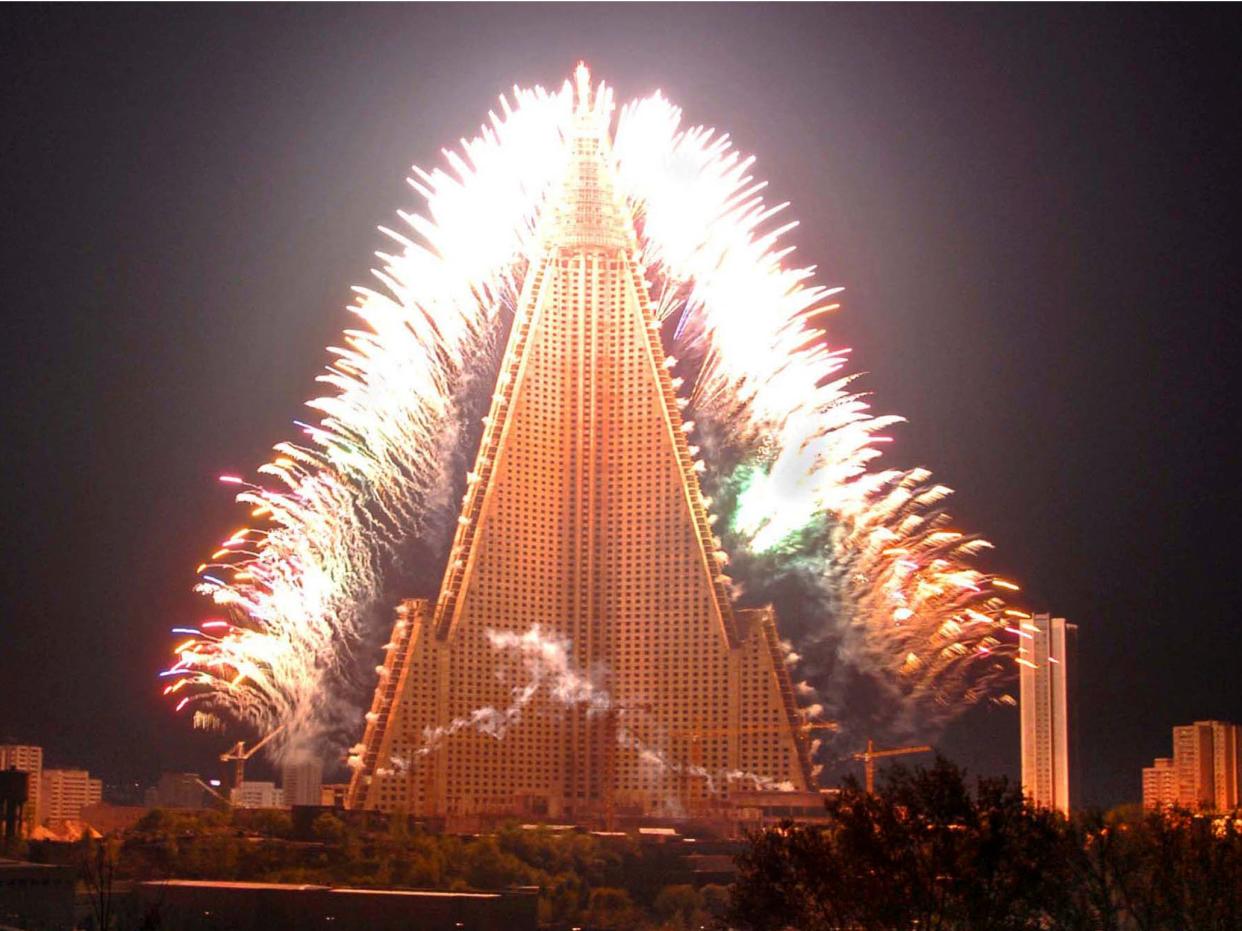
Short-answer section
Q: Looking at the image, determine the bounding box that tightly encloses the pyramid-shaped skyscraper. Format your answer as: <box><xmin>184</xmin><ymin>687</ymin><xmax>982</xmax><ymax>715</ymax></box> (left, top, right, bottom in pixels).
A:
<box><xmin>349</xmin><ymin>75</ymin><xmax>812</xmax><ymax>821</ymax></box>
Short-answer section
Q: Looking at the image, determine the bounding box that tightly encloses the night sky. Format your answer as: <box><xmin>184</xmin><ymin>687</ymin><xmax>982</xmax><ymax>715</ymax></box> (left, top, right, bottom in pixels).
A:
<box><xmin>2</xmin><ymin>5</ymin><xmax>1239</xmax><ymax>808</ymax></box>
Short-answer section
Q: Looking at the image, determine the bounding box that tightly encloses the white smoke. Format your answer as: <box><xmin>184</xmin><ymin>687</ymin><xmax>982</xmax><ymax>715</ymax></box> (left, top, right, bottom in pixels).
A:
<box><xmin>390</xmin><ymin>626</ymin><xmax>609</xmax><ymax>768</ymax></box>
<box><xmin>390</xmin><ymin>625</ymin><xmax>795</xmax><ymax>794</ymax></box>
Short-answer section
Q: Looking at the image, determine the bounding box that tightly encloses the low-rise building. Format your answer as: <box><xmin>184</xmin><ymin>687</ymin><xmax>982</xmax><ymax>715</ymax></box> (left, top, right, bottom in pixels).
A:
<box><xmin>231</xmin><ymin>781</ymin><xmax>283</xmax><ymax>809</ymax></box>
<box><xmin>320</xmin><ymin>783</ymin><xmax>349</xmax><ymax>808</ymax></box>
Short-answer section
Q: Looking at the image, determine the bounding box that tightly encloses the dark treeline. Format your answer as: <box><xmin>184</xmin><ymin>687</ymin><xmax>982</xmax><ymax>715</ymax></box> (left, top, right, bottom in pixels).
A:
<box><xmin>21</xmin><ymin>811</ymin><xmax>727</xmax><ymax>929</ymax></box>
<box><xmin>14</xmin><ymin>758</ymin><xmax>1242</xmax><ymax>929</ymax></box>
<box><xmin>729</xmin><ymin>758</ymin><xmax>1242</xmax><ymax>931</ymax></box>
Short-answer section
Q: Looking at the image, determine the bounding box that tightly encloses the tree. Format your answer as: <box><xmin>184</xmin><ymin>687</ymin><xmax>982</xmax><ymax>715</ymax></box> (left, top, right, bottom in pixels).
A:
<box><xmin>78</xmin><ymin>835</ymin><xmax>120</xmax><ymax>931</ymax></box>
<box><xmin>728</xmin><ymin>757</ymin><xmax>1073</xmax><ymax>930</ymax></box>
<box><xmin>654</xmin><ymin>884</ymin><xmax>703</xmax><ymax>928</ymax></box>
<box><xmin>585</xmin><ymin>887</ymin><xmax>640</xmax><ymax>930</ymax></box>
<box><xmin>310</xmin><ymin>811</ymin><xmax>346</xmax><ymax>844</ymax></box>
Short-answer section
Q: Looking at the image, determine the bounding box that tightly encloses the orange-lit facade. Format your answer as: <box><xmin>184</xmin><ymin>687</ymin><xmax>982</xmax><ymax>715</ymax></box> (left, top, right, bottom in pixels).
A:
<box><xmin>348</xmin><ymin>90</ymin><xmax>811</xmax><ymax>821</ymax></box>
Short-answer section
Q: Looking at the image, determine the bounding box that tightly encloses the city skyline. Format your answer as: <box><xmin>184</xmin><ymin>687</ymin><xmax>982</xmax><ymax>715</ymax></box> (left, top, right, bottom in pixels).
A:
<box><xmin>1</xmin><ymin>7</ymin><xmax>1240</xmax><ymax>808</ymax></box>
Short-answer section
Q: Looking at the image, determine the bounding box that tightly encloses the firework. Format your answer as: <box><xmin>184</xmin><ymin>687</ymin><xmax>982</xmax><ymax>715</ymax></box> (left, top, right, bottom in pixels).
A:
<box><xmin>165</xmin><ymin>66</ymin><xmax>1021</xmax><ymax>761</ymax></box>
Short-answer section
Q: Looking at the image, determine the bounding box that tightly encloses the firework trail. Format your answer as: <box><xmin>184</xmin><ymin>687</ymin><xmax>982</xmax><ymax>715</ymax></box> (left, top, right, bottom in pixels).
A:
<box><xmin>165</xmin><ymin>66</ymin><xmax>1023</xmax><ymax>764</ymax></box>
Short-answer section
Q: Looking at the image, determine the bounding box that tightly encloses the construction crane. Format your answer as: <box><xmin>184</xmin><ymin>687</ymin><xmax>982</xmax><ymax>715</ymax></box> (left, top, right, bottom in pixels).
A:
<box><xmin>220</xmin><ymin>724</ymin><xmax>285</xmax><ymax>790</ymax></box>
<box><xmin>851</xmin><ymin>738</ymin><xmax>933</xmax><ymax>793</ymax></box>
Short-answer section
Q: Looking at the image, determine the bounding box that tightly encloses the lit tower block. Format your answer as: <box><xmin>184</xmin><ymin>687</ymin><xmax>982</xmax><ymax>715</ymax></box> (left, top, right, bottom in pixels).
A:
<box><xmin>349</xmin><ymin>70</ymin><xmax>812</xmax><ymax>820</ymax></box>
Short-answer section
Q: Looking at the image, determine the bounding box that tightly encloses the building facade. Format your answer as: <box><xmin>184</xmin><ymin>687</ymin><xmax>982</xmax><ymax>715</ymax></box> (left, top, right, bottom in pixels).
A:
<box><xmin>348</xmin><ymin>78</ymin><xmax>811</xmax><ymax>822</ymax></box>
<box><xmin>1207</xmin><ymin>720</ymin><xmax>1240</xmax><ymax>811</ymax></box>
<box><xmin>1172</xmin><ymin>722</ymin><xmax>1215</xmax><ymax>808</ymax></box>
<box><xmin>1145</xmin><ymin>720</ymin><xmax>1240</xmax><ymax>811</ymax></box>
<box><xmin>282</xmin><ymin>760</ymin><xmax>323</xmax><ymax>807</ymax></box>
<box><xmin>0</xmin><ymin>745</ymin><xmax>42</xmax><ymax>828</ymax></box>
<box><xmin>39</xmin><ymin>769</ymin><xmax>102</xmax><ymax>824</ymax></box>
<box><xmin>231</xmin><ymin>781</ymin><xmax>283</xmax><ymax>809</ymax></box>
<box><xmin>1141</xmin><ymin>757</ymin><xmax>1176</xmax><ymax>809</ymax></box>
<box><xmin>1019</xmin><ymin>613</ymin><xmax>1076</xmax><ymax>814</ymax></box>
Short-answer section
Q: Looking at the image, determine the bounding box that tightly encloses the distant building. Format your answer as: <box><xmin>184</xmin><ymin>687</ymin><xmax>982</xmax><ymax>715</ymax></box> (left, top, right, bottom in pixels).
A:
<box><xmin>1019</xmin><ymin>613</ymin><xmax>1076</xmax><ymax>814</ymax></box>
<box><xmin>1173</xmin><ymin>722</ymin><xmax>1215</xmax><ymax>808</ymax></box>
<box><xmin>0</xmin><ymin>746</ymin><xmax>42</xmax><ymax>828</ymax></box>
<box><xmin>39</xmin><ymin>769</ymin><xmax>102</xmax><ymax>824</ymax></box>
<box><xmin>320</xmin><ymin>783</ymin><xmax>349</xmax><ymax>808</ymax></box>
<box><xmin>1141</xmin><ymin>757</ymin><xmax>1176</xmax><ymax>809</ymax></box>
<box><xmin>281</xmin><ymin>759</ymin><xmax>323</xmax><ymax>807</ymax></box>
<box><xmin>1206</xmin><ymin>720</ymin><xmax>1240</xmax><ymax>811</ymax></box>
<box><xmin>145</xmin><ymin>771</ymin><xmax>208</xmax><ymax>809</ymax></box>
<box><xmin>231</xmin><ymin>781</ymin><xmax>283</xmax><ymax>809</ymax></box>
<box><xmin>1146</xmin><ymin>720</ymin><xmax>1240</xmax><ymax>811</ymax></box>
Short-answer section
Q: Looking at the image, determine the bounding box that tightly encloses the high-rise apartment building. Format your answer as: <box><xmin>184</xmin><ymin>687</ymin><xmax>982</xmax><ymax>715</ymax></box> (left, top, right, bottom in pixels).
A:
<box><xmin>0</xmin><ymin>745</ymin><xmax>42</xmax><ymax>828</ymax></box>
<box><xmin>1019</xmin><ymin>613</ymin><xmax>1076</xmax><ymax>814</ymax></box>
<box><xmin>1142</xmin><ymin>757</ymin><xmax>1176</xmax><ymax>809</ymax></box>
<box><xmin>281</xmin><ymin>760</ymin><xmax>323</xmax><ymax>807</ymax></box>
<box><xmin>1172</xmin><ymin>722</ymin><xmax>1215</xmax><ymax>808</ymax></box>
<box><xmin>39</xmin><ymin>769</ymin><xmax>102</xmax><ymax>824</ymax></box>
<box><xmin>1206</xmin><ymin>720</ymin><xmax>1240</xmax><ymax>811</ymax></box>
<box><xmin>349</xmin><ymin>79</ymin><xmax>811</xmax><ymax>821</ymax></box>
<box><xmin>1145</xmin><ymin>720</ymin><xmax>1241</xmax><ymax>811</ymax></box>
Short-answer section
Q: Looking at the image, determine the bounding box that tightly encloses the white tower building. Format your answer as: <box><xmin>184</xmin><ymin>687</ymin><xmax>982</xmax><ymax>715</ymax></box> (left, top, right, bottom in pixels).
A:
<box><xmin>1019</xmin><ymin>612</ymin><xmax>1076</xmax><ymax>814</ymax></box>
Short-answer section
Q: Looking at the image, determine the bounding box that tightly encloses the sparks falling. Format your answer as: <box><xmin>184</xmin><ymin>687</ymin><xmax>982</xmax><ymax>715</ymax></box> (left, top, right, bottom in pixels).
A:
<box><xmin>164</xmin><ymin>66</ymin><xmax>1021</xmax><ymax>761</ymax></box>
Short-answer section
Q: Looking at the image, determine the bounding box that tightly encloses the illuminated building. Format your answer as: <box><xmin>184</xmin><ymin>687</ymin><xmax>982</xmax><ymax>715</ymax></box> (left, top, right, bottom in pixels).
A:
<box><xmin>1019</xmin><ymin>613</ymin><xmax>1076</xmax><ymax>814</ymax></box>
<box><xmin>1145</xmin><ymin>720</ymin><xmax>1240</xmax><ymax>811</ymax></box>
<box><xmin>1172</xmin><ymin>722</ymin><xmax>1215</xmax><ymax>808</ymax></box>
<box><xmin>349</xmin><ymin>79</ymin><xmax>811</xmax><ymax>821</ymax></box>
<box><xmin>1207</xmin><ymin>720</ymin><xmax>1241</xmax><ymax>811</ymax></box>
<box><xmin>230</xmin><ymin>781</ymin><xmax>283</xmax><ymax>809</ymax></box>
<box><xmin>0</xmin><ymin>745</ymin><xmax>42</xmax><ymax>828</ymax></box>
<box><xmin>38</xmin><ymin>769</ymin><xmax>102</xmax><ymax>824</ymax></box>
<box><xmin>1141</xmin><ymin>757</ymin><xmax>1175</xmax><ymax>809</ymax></box>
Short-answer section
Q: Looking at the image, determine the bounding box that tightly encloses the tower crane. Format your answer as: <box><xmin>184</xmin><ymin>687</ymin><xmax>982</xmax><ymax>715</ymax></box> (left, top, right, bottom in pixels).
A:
<box><xmin>220</xmin><ymin>724</ymin><xmax>285</xmax><ymax>790</ymax></box>
<box><xmin>851</xmin><ymin>738</ymin><xmax>932</xmax><ymax>793</ymax></box>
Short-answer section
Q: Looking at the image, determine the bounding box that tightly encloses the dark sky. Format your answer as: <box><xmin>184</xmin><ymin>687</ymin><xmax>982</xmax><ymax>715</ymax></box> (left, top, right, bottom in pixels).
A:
<box><xmin>1</xmin><ymin>5</ymin><xmax>1239</xmax><ymax>808</ymax></box>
